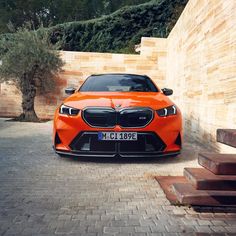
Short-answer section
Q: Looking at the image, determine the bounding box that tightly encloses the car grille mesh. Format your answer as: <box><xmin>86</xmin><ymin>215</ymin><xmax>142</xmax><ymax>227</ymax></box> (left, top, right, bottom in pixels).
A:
<box><xmin>83</xmin><ymin>107</ymin><xmax>153</xmax><ymax>128</ymax></box>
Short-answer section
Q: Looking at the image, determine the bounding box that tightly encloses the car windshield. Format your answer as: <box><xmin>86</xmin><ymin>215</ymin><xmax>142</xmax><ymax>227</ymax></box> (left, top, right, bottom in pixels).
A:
<box><xmin>79</xmin><ymin>74</ymin><xmax>159</xmax><ymax>92</ymax></box>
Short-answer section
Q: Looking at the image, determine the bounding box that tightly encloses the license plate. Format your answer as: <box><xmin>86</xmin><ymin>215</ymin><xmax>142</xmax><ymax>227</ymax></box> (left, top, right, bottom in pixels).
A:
<box><xmin>98</xmin><ymin>132</ymin><xmax>137</xmax><ymax>141</ymax></box>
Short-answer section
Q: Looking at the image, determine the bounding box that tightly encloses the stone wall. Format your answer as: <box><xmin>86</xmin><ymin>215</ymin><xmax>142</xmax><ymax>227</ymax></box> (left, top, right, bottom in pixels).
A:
<box><xmin>166</xmin><ymin>0</ymin><xmax>236</xmax><ymax>152</ymax></box>
<box><xmin>0</xmin><ymin>37</ymin><xmax>167</xmax><ymax>119</ymax></box>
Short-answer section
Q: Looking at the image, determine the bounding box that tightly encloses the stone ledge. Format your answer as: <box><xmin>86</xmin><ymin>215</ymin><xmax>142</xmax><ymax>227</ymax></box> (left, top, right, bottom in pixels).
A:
<box><xmin>217</xmin><ymin>129</ymin><xmax>236</xmax><ymax>148</ymax></box>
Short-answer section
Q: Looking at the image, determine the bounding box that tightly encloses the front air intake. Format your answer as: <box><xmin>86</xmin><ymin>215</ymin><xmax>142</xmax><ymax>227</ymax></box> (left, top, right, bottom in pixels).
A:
<box><xmin>55</xmin><ymin>132</ymin><xmax>61</xmax><ymax>145</ymax></box>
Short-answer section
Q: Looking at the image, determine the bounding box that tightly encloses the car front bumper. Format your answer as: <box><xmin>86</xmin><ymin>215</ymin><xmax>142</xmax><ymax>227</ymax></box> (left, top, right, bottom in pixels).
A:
<box><xmin>54</xmin><ymin>146</ymin><xmax>181</xmax><ymax>158</ymax></box>
<box><xmin>53</xmin><ymin>108</ymin><xmax>182</xmax><ymax>157</ymax></box>
<box><xmin>53</xmin><ymin>131</ymin><xmax>181</xmax><ymax>158</ymax></box>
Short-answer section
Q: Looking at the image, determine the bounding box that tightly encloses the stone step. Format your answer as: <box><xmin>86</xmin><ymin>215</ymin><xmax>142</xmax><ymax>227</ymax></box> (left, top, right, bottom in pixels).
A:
<box><xmin>184</xmin><ymin>168</ymin><xmax>236</xmax><ymax>190</ymax></box>
<box><xmin>198</xmin><ymin>152</ymin><xmax>236</xmax><ymax>175</ymax></box>
<box><xmin>217</xmin><ymin>129</ymin><xmax>236</xmax><ymax>148</ymax></box>
<box><xmin>172</xmin><ymin>183</ymin><xmax>236</xmax><ymax>206</ymax></box>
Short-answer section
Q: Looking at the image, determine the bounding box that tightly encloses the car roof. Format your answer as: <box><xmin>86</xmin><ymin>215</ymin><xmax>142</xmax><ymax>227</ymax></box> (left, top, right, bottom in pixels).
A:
<box><xmin>90</xmin><ymin>73</ymin><xmax>148</xmax><ymax>77</ymax></box>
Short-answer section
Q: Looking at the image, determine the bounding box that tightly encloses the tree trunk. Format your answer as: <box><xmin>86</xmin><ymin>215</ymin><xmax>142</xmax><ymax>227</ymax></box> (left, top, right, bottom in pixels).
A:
<box><xmin>18</xmin><ymin>75</ymin><xmax>39</xmax><ymax>122</ymax></box>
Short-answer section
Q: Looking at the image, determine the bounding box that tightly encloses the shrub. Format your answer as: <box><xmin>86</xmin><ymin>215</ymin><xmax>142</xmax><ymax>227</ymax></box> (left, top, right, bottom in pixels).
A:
<box><xmin>48</xmin><ymin>0</ymin><xmax>188</xmax><ymax>53</ymax></box>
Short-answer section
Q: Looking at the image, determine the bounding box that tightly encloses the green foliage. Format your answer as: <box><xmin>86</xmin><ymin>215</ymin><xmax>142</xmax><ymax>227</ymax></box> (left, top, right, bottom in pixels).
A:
<box><xmin>47</xmin><ymin>0</ymin><xmax>188</xmax><ymax>53</ymax></box>
<box><xmin>0</xmin><ymin>25</ymin><xmax>64</xmax><ymax>92</ymax></box>
<box><xmin>0</xmin><ymin>0</ymin><xmax>188</xmax><ymax>54</ymax></box>
<box><xmin>0</xmin><ymin>0</ymin><xmax>150</xmax><ymax>33</ymax></box>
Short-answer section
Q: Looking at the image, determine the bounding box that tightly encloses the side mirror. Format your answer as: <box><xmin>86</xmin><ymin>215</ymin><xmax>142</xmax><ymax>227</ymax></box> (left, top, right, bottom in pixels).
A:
<box><xmin>65</xmin><ymin>87</ymin><xmax>76</xmax><ymax>95</ymax></box>
<box><xmin>162</xmin><ymin>88</ymin><xmax>173</xmax><ymax>96</ymax></box>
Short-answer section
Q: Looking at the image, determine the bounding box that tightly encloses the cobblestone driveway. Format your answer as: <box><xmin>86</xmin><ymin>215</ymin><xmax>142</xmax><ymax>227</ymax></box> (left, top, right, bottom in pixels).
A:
<box><xmin>0</xmin><ymin>118</ymin><xmax>236</xmax><ymax>235</ymax></box>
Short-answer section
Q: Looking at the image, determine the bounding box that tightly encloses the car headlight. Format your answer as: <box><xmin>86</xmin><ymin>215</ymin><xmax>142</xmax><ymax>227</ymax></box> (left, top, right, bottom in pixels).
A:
<box><xmin>59</xmin><ymin>104</ymin><xmax>80</xmax><ymax>116</ymax></box>
<box><xmin>157</xmin><ymin>105</ymin><xmax>177</xmax><ymax>117</ymax></box>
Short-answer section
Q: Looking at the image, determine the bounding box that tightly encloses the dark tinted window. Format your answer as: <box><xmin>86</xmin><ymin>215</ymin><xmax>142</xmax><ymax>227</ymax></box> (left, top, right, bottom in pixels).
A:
<box><xmin>79</xmin><ymin>74</ymin><xmax>158</xmax><ymax>92</ymax></box>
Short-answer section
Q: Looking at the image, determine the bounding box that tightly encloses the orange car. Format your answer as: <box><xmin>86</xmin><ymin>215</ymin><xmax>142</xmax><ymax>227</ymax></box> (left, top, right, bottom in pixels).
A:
<box><xmin>53</xmin><ymin>73</ymin><xmax>182</xmax><ymax>158</ymax></box>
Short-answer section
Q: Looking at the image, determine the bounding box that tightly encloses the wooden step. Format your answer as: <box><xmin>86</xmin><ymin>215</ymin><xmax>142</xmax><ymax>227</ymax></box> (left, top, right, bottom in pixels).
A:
<box><xmin>198</xmin><ymin>153</ymin><xmax>236</xmax><ymax>175</ymax></box>
<box><xmin>172</xmin><ymin>183</ymin><xmax>236</xmax><ymax>206</ymax></box>
<box><xmin>184</xmin><ymin>168</ymin><xmax>236</xmax><ymax>190</ymax></box>
<box><xmin>217</xmin><ymin>129</ymin><xmax>236</xmax><ymax>148</ymax></box>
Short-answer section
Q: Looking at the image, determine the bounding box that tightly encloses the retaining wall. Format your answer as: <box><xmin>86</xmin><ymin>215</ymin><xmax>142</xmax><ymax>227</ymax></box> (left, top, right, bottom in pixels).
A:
<box><xmin>166</xmin><ymin>0</ymin><xmax>236</xmax><ymax>152</ymax></box>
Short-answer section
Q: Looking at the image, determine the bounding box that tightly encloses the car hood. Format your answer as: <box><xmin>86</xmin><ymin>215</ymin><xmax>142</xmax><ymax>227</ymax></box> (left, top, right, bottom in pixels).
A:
<box><xmin>63</xmin><ymin>92</ymin><xmax>174</xmax><ymax>110</ymax></box>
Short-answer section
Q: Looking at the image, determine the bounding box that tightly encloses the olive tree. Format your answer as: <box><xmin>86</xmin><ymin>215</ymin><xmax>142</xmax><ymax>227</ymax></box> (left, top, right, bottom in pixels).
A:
<box><xmin>0</xmin><ymin>26</ymin><xmax>64</xmax><ymax>121</ymax></box>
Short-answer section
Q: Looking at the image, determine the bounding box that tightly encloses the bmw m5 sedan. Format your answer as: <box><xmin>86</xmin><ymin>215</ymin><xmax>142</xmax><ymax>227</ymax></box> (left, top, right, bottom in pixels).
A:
<box><xmin>53</xmin><ymin>73</ymin><xmax>182</xmax><ymax>158</ymax></box>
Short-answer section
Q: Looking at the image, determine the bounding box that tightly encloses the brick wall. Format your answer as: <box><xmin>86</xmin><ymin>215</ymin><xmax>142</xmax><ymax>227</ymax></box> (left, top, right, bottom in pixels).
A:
<box><xmin>0</xmin><ymin>37</ymin><xmax>167</xmax><ymax>119</ymax></box>
<box><xmin>166</xmin><ymin>0</ymin><xmax>236</xmax><ymax>152</ymax></box>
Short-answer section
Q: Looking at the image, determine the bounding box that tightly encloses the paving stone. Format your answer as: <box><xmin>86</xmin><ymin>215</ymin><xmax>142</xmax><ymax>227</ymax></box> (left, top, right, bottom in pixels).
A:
<box><xmin>70</xmin><ymin>225</ymin><xmax>87</xmax><ymax>234</ymax></box>
<box><xmin>135</xmin><ymin>226</ymin><xmax>151</xmax><ymax>233</ymax></box>
<box><xmin>120</xmin><ymin>226</ymin><xmax>136</xmax><ymax>233</ymax></box>
<box><xmin>0</xmin><ymin>119</ymin><xmax>232</xmax><ymax>235</ymax></box>
<box><xmin>86</xmin><ymin>214</ymin><xmax>101</xmax><ymax>221</ymax></box>
<box><xmin>210</xmin><ymin>226</ymin><xmax>228</xmax><ymax>233</ymax></box>
<box><xmin>172</xmin><ymin>208</ymin><xmax>187</xmax><ymax>216</ymax></box>
<box><xmin>3</xmin><ymin>226</ymin><xmax>24</xmax><ymax>236</ymax></box>
<box><xmin>225</xmin><ymin>226</ymin><xmax>236</xmax><ymax>233</ymax></box>
<box><xmin>111</xmin><ymin>220</ymin><xmax>127</xmax><ymax>227</ymax></box>
<box><xmin>55</xmin><ymin>225</ymin><xmax>74</xmax><ymax>234</ymax></box>
<box><xmin>165</xmin><ymin>224</ymin><xmax>190</xmax><ymax>233</ymax></box>
<box><xmin>126</xmin><ymin>219</ymin><xmax>141</xmax><ymax>226</ymax></box>
<box><xmin>211</xmin><ymin>220</ymin><xmax>227</xmax><ymax>226</ymax></box>
<box><xmin>103</xmin><ymin>226</ymin><xmax>120</xmax><ymax>234</ymax></box>
<box><xmin>197</xmin><ymin>219</ymin><xmax>212</xmax><ymax>226</ymax></box>
<box><xmin>140</xmin><ymin>219</ymin><xmax>156</xmax><ymax>227</ymax></box>
<box><xmin>39</xmin><ymin>226</ymin><xmax>59</xmax><ymax>235</ymax></box>
<box><xmin>147</xmin><ymin>233</ymin><xmax>162</xmax><ymax>236</ymax></box>
<box><xmin>87</xmin><ymin>225</ymin><xmax>104</xmax><ymax>233</ymax></box>
<box><xmin>194</xmin><ymin>226</ymin><xmax>213</xmax><ymax>233</ymax></box>
<box><xmin>132</xmin><ymin>233</ymin><xmax>148</xmax><ymax>236</ymax></box>
<box><xmin>162</xmin><ymin>233</ymin><xmax>179</xmax><ymax>236</ymax></box>
<box><xmin>58</xmin><ymin>214</ymin><xmax>72</xmax><ymax>221</ymax></box>
<box><xmin>226</xmin><ymin>220</ymin><xmax>236</xmax><ymax>226</ymax></box>
<box><xmin>101</xmin><ymin>215</ymin><xmax>115</xmax><ymax>221</ymax></box>
<box><xmin>21</xmin><ymin>227</ymin><xmax>41</xmax><ymax>235</ymax></box>
<box><xmin>150</xmin><ymin>225</ymin><xmax>166</xmax><ymax>233</ymax></box>
<box><xmin>199</xmin><ymin>213</ymin><xmax>214</xmax><ymax>219</ymax></box>
<box><xmin>181</xmin><ymin>218</ymin><xmax>199</xmax><ymax>226</ymax></box>
<box><xmin>114</xmin><ymin>234</ymin><xmax>130</xmax><ymax>236</ymax></box>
